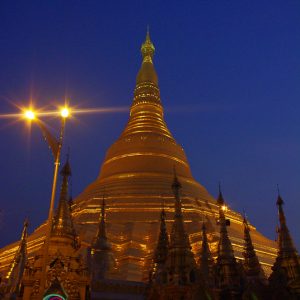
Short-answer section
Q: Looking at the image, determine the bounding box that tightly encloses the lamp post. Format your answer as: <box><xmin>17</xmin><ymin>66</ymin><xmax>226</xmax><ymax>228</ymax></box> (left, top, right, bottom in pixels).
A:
<box><xmin>24</xmin><ymin>107</ymin><xmax>70</xmax><ymax>298</ymax></box>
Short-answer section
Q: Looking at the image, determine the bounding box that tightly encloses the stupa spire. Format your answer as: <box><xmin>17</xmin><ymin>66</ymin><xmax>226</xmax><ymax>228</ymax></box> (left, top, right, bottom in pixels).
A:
<box><xmin>92</xmin><ymin>196</ymin><xmax>110</xmax><ymax>250</ymax></box>
<box><xmin>198</xmin><ymin>222</ymin><xmax>214</xmax><ymax>285</ymax></box>
<box><xmin>242</xmin><ymin>215</ymin><xmax>265</xmax><ymax>280</ymax></box>
<box><xmin>172</xmin><ymin>168</ymin><xmax>183</xmax><ymax>217</ymax></box>
<box><xmin>90</xmin><ymin>195</ymin><xmax>115</xmax><ymax>281</ymax></box>
<box><xmin>4</xmin><ymin>219</ymin><xmax>28</xmax><ymax>297</ymax></box>
<box><xmin>269</xmin><ymin>191</ymin><xmax>300</xmax><ymax>296</ymax></box>
<box><xmin>148</xmin><ymin>173</ymin><xmax>198</xmax><ymax>299</ymax></box>
<box><xmin>242</xmin><ymin>214</ymin><xmax>270</xmax><ymax>299</ymax></box>
<box><xmin>153</xmin><ymin>207</ymin><xmax>169</xmax><ymax>266</ymax></box>
<box><xmin>169</xmin><ymin>170</ymin><xmax>190</xmax><ymax>249</ymax></box>
<box><xmin>136</xmin><ymin>28</ymin><xmax>157</xmax><ymax>86</ymax></box>
<box><xmin>214</xmin><ymin>187</ymin><xmax>242</xmax><ymax>298</ymax></box>
<box><xmin>216</xmin><ymin>188</ymin><xmax>236</xmax><ymax>264</ymax></box>
<box><xmin>20</xmin><ymin>218</ymin><xmax>28</xmax><ymax>243</ymax></box>
<box><xmin>276</xmin><ymin>190</ymin><xmax>298</xmax><ymax>256</ymax></box>
<box><xmin>217</xmin><ymin>182</ymin><xmax>224</xmax><ymax>205</ymax></box>
<box><xmin>51</xmin><ymin>157</ymin><xmax>77</xmax><ymax>242</ymax></box>
<box><xmin>164</xmin><ymin>172</ymin><xmax>197</xmax><ymax>285</ymax></box>
<box><xmin>119</xmin><ymin>29</ymin><xmax>174</xmax><ymax>140</ymax></box>
<box><xmin>150</xmin><ymin>206</ymin><xmax>169</xmax><ymax>284</ymax></box>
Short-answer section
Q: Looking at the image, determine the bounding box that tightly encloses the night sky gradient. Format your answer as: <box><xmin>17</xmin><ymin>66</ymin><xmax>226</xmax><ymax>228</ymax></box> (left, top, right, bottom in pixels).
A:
<box><xmin>0</xmin><ymin>1</ymin><xmax>299</xmax><ymax>250</ymax></box>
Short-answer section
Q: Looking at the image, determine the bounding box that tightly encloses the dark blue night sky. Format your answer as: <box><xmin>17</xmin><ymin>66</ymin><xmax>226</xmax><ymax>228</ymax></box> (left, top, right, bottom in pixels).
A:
<box><xmin>0</xmin><ymin>1</ymin><xmax>299</xmax><ymax>249</ymax></box>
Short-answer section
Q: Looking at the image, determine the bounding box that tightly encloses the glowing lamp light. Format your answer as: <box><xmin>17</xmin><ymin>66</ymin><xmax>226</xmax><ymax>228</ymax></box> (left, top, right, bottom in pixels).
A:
<box><xmin>221</xmin><ymin>205</ymin><xmax>228</xmax><ymax>212</ymax></box>
<box><xmin>24</xmin><ymin>110</ymin><xmax>35</xmax><ymax>120</ymax></box>
<box><xmin>60</xmin><ymin>107</ymin><xmax>69</xmax><ymax>118</ymax></box>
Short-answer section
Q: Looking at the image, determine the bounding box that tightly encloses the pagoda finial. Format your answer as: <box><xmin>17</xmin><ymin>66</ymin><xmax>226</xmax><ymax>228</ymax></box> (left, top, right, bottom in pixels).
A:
<box><xmin>163</xmin><ymin>175</ymin><xmax>197</xmax><ymax>286</ymax></box>
<box><xmin>269</xmin><ymin>192</ymin><xmax>300</xmax><ymax>296</ymax></box>
<box><xmin>154</xmin><ymin>207</ymin><xmax>169</xmax><ymax>263</ymax></box>
<box><xmin>217</xmin><ymin>182</ymin><xmax>224</xmax><ymax>205</ymax></box>
<box><xmin>125</xmin><ymin>29</ymin><xmax>171</xmax><ymax>139</ymax></box>
<box><xmin>92</xmin><ymin>194</ymin><xmax>110</xmax><ymax>250</ymax></box>
<box><xmin>151</xmin><ymin>207</ymin><xmax>169</xmax><ymax>283</ymax></box>
<box><xmin>242</xmin><ymin>215</ymin><xmax>269</xmax><ymax>300</ymax></box>
<box><xmin>215</xmin><ymin>188</ymin><xmax>242</xmax><ymax>297</ymax></box>
<box><xmin>134</xmin><ymin>28</ymin><xmax>159</xmax><ymax>90</ymax></box>
<box><xmin>276</xmin><ymin>184</ymin><xmax>284</xmax><ymax>206</ymax></box>
<box><xmin>4</xmin><ymin>218</ymin><xmax>29</xmax><ymax>297</ymax></box>
<box><xmin>171</xmin><ymin>169</ymin><xmax>184</xmax><ymax>229</ymax></box>
<box><xmin>141</xmin><ymin>27</ymin><xmax>155</xmax><ymax>60</ymax></box>
<box><xmin>242</xmin><ymin>214</ymin><xmax>265</xmax><ymax>280</ymax></box>
<box><xmin>172</xmin><ymin>166</ymin><xmax>182</xmax><ymax>202</ymax></box>
<box><xmin>198</xmin><ymin>222</ymin><xmax>214</xmax><ymax>286</ymax></box>
<box><xmin>216</xmin><ymin>190</ymin><xmax>235</xmax><ymax>260</ymax></box>
<box><xmin>90</xmin><ymin>193</ymin><xmax>115</xmax><ymax>281</ymax></box>
<box><xmin>60</xmin><ymin>153</ymin><xmax>72</xmax><ymax>177</ymax></box>
<box><xmin>276</xmin><ymin>190</ymin><xmax>294</xmax><ymax>251</ymax></box>
<box><xmin>51</xmin><ymin>157</ymin><xmax>77</xmax><ymax>243</ymax></box>
<box><xmin>21</xmin><ymin>218</ymin><xmax>29</xmax><ymax>242</ymax></box>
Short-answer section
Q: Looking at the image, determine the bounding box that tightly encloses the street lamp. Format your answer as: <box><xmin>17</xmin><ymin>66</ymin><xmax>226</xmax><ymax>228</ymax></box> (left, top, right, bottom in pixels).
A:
<box><xmin>24</xmin><ymin>106</ymin><xmax>70</xmax><ymax>297</ymax></box>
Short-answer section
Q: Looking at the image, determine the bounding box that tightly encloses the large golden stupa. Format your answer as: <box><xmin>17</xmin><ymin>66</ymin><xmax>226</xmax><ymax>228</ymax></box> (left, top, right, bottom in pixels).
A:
<box><xmin>0</xmin><ymin>32</ymin><xmax>277</xmax><ymax>282</ymax></box>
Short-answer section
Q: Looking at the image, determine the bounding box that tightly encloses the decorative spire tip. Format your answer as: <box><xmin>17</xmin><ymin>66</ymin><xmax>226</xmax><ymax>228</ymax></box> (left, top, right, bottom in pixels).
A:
<box><xmin>276</xmin><ymin>184</ymin><xmax>284</xmax><ymax>206</ymax></box>
<box><xmin>60</xmin><ymin>156</ymin><xmax>72</xmax><ymax>177</ymax></box>
<box><xmin>217</xmin><ymin>182</ymin><xmax>224</xmax><ymax>205</ymax></box>
<box><xmin>242</xmin><ymin>209</ymin><xmax>247</xmax><ymax>222</ymax></box>
<box><xmin>172</xmin><ymin>166</ymin><xmax>181</xmax><ymax>190</ymax></box>
<box><xmin>141</xmin><ymin>27</ymin><xmax>155</xmax><ymax>59</ymax></box>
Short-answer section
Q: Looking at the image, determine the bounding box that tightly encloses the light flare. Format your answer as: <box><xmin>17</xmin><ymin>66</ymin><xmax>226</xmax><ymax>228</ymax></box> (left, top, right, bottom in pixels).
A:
<box><xmin>60</xmin><ymin>107</ymin><xmax>70</xmax><ymax>118</ymax></box>
<box><xmin>0</xmin><ymin>106</ymin><xmax>129</xmax><ymax>120</ymax></box>
<box><xmin>24</xmin><ymin>110</ymin><xmax>35</xmax><ymax>120</ymax></box>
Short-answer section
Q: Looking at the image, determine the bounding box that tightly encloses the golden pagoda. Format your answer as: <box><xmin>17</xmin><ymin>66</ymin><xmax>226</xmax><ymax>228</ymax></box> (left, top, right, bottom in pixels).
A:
<box><xmin>0</xmin><ymin>31</ymin><xmax>277</xmax><ymax>283</ymax></box>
